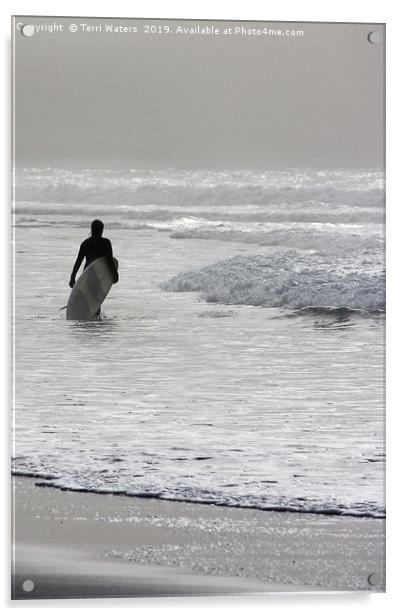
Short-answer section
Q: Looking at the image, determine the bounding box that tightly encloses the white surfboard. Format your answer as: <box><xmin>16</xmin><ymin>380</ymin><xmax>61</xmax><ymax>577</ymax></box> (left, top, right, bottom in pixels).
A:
<box><xmin>66</xmin><ymin>257</ymin><xmax>118</xmax><ymax>320</ymax></box>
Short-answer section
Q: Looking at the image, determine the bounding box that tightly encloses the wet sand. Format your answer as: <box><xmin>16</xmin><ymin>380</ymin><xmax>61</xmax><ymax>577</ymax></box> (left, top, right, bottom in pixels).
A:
<box><xmin>11</xmin><ymin>477</ymin><xmax>385</xmax><ymax>599</ymax></box>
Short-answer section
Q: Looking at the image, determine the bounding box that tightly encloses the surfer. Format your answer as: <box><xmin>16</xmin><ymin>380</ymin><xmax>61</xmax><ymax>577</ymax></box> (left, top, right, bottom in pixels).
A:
<box><xmin>69</xmin><ymin>219</ymin><xmax>119</xmax><ymax>289</ymax></box>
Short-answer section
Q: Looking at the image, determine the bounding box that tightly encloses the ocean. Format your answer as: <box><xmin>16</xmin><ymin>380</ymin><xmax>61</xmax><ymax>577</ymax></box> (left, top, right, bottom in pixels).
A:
<box><xmin>12</xmin><ymin>167</ymin><xmax>385</xmax><ymax>518</ymax></box>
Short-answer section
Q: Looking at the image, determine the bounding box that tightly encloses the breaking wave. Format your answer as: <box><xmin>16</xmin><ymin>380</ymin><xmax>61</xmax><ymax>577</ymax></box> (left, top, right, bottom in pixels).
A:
<box><xmin>161</xmin><ymin>252</ymin><xmax>385</xmax><ymax>313</ymax></box>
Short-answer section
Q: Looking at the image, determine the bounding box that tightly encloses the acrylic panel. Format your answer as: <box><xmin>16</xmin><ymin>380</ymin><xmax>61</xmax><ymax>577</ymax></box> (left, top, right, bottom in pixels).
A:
<box><xmin>11</xmin><ymin>16</ymin><xmax>385</xmax><ymax>599</ymax></box>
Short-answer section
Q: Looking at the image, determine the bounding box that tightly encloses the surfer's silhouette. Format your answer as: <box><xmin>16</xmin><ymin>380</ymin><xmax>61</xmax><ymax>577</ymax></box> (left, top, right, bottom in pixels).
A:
<box><xmin>69</xmin><ymin>220</ymin><xmax>119</xmax><ymax>316</ymax></box>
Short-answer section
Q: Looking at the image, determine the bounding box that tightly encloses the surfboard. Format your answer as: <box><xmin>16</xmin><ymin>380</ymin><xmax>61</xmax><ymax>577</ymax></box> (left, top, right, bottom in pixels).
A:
<box><xmin>66</xmin><ymin>257</ymin><xmax>118</xmax><ymax>320</ymax></box>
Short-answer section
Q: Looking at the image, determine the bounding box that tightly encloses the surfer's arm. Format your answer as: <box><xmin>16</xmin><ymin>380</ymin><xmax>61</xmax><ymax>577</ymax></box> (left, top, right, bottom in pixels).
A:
<box><xmin>69</xmin><ymin>244</ymin><xmax>85</xmax><ymax>287</ymax></box>
<box><xmin>105</xmin><ymin>239</ymin><xmax>119</xmax><ymax>284</ymax></box>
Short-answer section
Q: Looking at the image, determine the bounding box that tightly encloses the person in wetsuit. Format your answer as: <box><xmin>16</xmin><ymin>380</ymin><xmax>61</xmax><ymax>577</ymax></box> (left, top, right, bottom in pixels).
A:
<box><xmin>69</xmin><ymin>220</ymin><xmax>119</xmax><ymax>312</ymax></box>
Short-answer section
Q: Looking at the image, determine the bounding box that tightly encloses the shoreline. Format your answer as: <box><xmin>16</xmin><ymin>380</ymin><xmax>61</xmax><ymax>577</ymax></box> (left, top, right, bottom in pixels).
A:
<box><xmin>11</xmin><ymin>471</ymin><xmax>385</xmax><ymax>519</ymax></box>
<box><xmin>11</xmin><ymin>477</ymin><xmax>385</xmax><ymax>599</ymax></box>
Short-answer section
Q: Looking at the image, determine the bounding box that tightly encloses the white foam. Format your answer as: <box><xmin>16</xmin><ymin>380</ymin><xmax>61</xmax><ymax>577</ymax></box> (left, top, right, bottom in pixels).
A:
<box><xmin>162</xmin><ymin>252</ymin><xmax>385</xmax><ymax>312</ymax></box>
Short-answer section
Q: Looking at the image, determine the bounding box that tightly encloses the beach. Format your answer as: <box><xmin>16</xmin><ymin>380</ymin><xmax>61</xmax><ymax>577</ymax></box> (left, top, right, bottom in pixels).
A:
<box><xmin>12</xmin><ymin>476</ymin><xmax>385</xmax><ymax>599</ymax></box>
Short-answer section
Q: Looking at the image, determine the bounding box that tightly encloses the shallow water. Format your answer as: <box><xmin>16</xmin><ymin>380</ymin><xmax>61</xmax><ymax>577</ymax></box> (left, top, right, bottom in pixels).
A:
<box><xmin>13</xmin><ymin>217</ymin><xmax>385</xmax><ymax>517</ymax></box>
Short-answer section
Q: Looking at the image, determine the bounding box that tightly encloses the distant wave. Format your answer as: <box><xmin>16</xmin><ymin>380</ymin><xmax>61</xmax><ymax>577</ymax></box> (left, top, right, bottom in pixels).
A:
<box><xmin>169</xmin><ymin>225</ymin><xmax>384</xmax><ymax>256</ymax></box>
<box><xmin>161</xmin><ymin>252</ymin><xmax>385</xmax><ymax>312</ymax></box>
<box><xmin>15</xmin><ymin>167</ymin><xmax>384</xmax><ymax>208</ymax></box>
<box><xmin>14</xmin><ymin>202</ymin><xmax>383</xmax><ymax>225</ymax></box>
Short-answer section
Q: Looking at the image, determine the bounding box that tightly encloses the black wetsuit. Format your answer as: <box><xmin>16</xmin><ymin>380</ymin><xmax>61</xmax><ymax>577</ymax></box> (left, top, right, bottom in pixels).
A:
<box><xmin>70</xmin><ymin>236</ymin><xmax>118</xmax><ymax>282</ymax></box>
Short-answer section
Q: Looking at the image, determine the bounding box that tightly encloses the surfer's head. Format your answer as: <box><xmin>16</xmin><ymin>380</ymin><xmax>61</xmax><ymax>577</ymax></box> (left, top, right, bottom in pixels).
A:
<box><xmin>91</xmin><ymin>219</ymin><xmax>104</xmax><ymax>237</ymax></box>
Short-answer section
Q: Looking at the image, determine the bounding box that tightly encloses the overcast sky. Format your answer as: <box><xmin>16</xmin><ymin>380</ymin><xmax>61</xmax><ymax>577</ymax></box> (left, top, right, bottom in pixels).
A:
<box><xmin>13</xmin><ymin>17</ymin><xmax>384</xmax><ymax>169</ymax></box>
